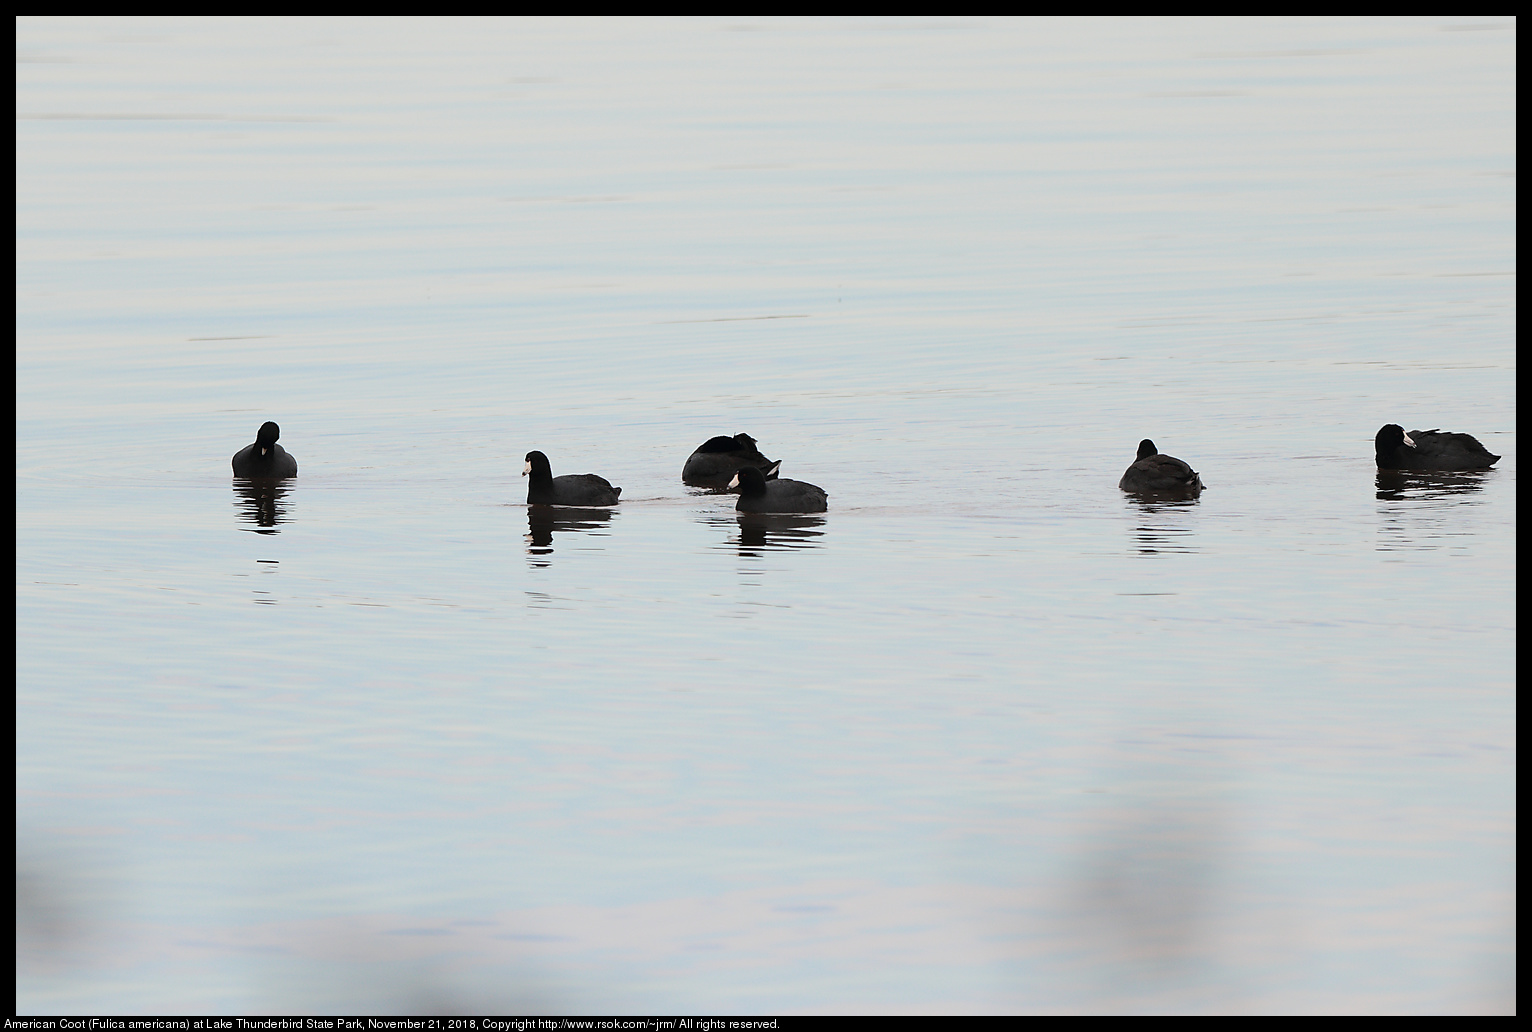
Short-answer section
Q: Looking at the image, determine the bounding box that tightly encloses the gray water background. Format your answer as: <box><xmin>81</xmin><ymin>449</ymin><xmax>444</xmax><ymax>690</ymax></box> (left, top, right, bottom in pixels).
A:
<box><xmin>16</xmin><ymin>17</ymin><xmax>1515</xmax><ymax>1014</ymax></box>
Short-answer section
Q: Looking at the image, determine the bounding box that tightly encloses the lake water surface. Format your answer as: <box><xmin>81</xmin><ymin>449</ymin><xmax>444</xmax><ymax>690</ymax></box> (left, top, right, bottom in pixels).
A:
<box><xmin>16</xmin><ymin>17</ymin><xmax>1515</xmax><ymax>1014</ymax></box>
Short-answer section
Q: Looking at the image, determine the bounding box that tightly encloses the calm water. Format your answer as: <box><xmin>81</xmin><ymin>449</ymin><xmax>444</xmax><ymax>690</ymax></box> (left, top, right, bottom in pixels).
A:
<box><xmin>16</xmin><ymin>17</ymin><xmax>1515</xmax><ymax>1014</ymax></box>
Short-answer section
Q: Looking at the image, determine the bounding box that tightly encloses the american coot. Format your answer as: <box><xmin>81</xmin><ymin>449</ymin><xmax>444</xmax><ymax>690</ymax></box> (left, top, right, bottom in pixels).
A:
<box><xmin>523</xmin><ymin>450</ymin><xmax>621</xmax><ymax>506</ymax></box>
<box><xmin>232</xmin><ymin>421</ymin><xmax>298</xmax><ymax>478</ymax></box>
<box><xmin>1375</xmin><ymin>424</ymin><xmax>1499</xmax><ymax>471</ymax></box>
<box><xmin>1119</xmin><ymin>439</ymin><xmax>1203</xmax><ymax>495</ymax></box>
<box><xmin>729</xmin><ymin>465</ymin><xmax>827</xmax><ymax>513</ymax></box>
<box><xmin>682</xmin><ymin>433</ymin><xmax>780</xmax><ymax>489</ymax></box>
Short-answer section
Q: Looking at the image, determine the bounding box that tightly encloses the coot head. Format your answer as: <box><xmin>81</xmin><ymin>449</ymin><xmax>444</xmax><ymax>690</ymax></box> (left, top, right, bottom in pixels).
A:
<box><xmin>1375</xmin><ymin>424</ymin><xmax>1414</xmax><ymax>451</ymax></box>
<box><xmin>523</xmin><ymin>450</ymin><xmax>552</xmax><ymax>478</ymax></box>
<box><xmin>729</xmin><ymin>465</ymin><xmax>768</xmax><ymax>496</ymax></box>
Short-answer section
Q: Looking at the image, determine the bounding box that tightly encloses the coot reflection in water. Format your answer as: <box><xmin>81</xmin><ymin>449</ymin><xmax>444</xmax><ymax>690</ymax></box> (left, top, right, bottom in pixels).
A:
<box><xmin>525</xmin><ymin>506</ymin><xmax>617</xmax><ymax>566</ymax></box>
<box><xmin>1122</xmin><ymin>494</ymin><xmax>1200</xmax><ymax>556</ymax></box>
<box><xmin>232</xmin><ymin>478</ymin><xmax>295</xmax><ymax>534</ymax></box>
<box><xmin>1375</xmin><ymin>469</ymin><xmax>1495</xmax><ymax>502</ymax></box>
<box><xmin>733</xmin><ymin>514</ymin><xmax>827</xmax><ymax>557</ymax></box>
<box><xmin>1375</xmin><ymin>470</ymin><xmax>1495</xmax><ymax>553</ymax></box>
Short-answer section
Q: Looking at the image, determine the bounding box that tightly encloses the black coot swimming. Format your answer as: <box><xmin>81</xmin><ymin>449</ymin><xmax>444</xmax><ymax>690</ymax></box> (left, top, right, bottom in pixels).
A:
<box><xmin>1118</xmin><ymin>439</ymin><xmax>1203</xmax><ymax>495</ymax></box>
<box><xmin>1374</xmin><ymin>424</ymin><xmax>1499</xmax><ymax>471</ymax></box>
<box><xmin>231</xmin><ymin>421</ymin><xmax>298</xmax><ymax>478</ymax></box>
<box><xmin>730</xmin><ymin>464</ymin><xmax>827</xmax><ymax>513</ymax></box>
<box><xmin>682</xmin><ymin>433</ymin><xmax>779</xmax><ymax>489</ymax></box>
<box><xmin>523</xmin><ymin>450</ymin><xmax>622</xmax><ymax>506</ymax></box>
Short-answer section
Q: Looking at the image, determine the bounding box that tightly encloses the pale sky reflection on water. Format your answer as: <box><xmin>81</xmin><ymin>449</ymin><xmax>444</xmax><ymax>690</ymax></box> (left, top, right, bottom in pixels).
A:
<box><xmin>17</xmin><ymin>17</ymin><xmax>1514</xmax><ymax>1014</ymax></box>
